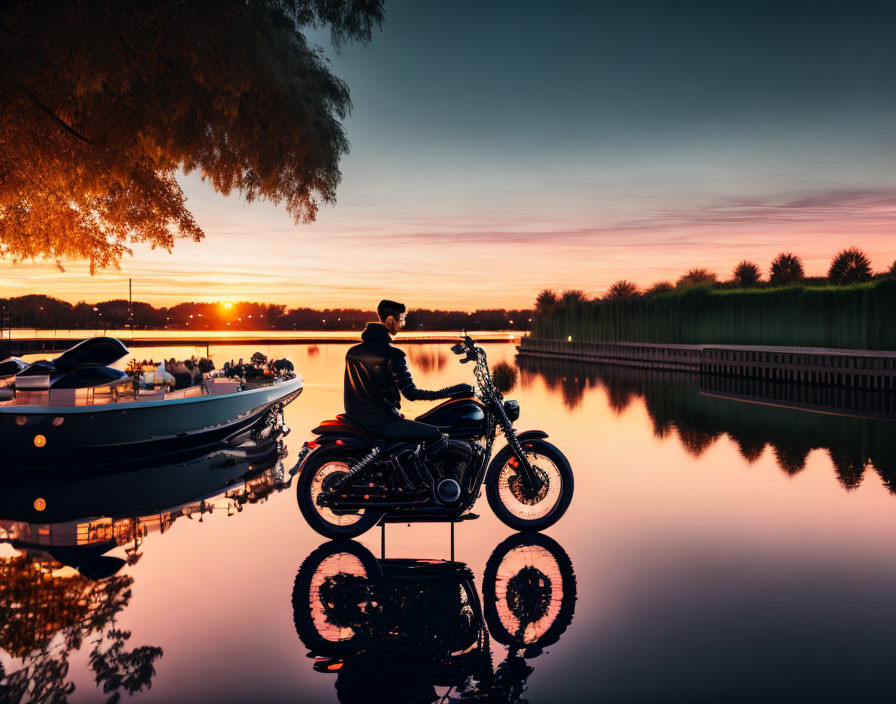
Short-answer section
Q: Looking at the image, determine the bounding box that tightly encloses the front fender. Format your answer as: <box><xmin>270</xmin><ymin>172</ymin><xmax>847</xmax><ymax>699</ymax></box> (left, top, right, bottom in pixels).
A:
<box><xmin>516</xmin><ymin>430</ymin><xmax>548</xmax><ymax>442</ymax></box>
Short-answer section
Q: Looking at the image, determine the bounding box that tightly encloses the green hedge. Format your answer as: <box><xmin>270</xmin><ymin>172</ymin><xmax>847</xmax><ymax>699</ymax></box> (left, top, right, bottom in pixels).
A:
<box><xmin>533</xmin><ymin>278</ymin><xmax>896</xmax><ymax>350</ymax></box>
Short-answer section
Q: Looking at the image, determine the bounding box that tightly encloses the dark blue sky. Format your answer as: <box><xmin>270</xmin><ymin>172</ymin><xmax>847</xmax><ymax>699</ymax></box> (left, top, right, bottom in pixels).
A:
<box><xmin>340</xmin><ymin>0</ymin><xmax>896</xmax><ymax>153</ymax></box>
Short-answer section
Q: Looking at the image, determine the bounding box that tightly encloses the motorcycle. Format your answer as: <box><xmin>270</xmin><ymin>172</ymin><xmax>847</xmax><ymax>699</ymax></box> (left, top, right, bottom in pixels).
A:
<box><xmin>294</xmin><ymin>335</ymin><xmax>574</xmax><ymax>539</ymax></box>
<box><xmin>291</xmin><ymin>533</ymin><xmax>577</xmax><ymax>704</ymax></box>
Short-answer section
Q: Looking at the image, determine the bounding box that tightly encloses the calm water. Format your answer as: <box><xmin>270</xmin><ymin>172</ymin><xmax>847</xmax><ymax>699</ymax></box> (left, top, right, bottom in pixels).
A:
<box><xmin>4</xmin><ymin>341</ymin><xmax>896</xmax><ymax>703</ymax></box>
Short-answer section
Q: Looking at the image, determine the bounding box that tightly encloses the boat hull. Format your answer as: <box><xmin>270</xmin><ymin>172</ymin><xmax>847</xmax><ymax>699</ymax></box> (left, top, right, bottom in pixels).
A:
<box><xmin>0</xmin><ymin>377</ymin><xmax>302</xmax><ymax>468</ymax></box>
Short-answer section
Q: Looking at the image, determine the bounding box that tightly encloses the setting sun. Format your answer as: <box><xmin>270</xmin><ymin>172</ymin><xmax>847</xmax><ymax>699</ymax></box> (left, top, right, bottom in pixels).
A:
<box><xmin>221</xmin><ymin>301</ymin><xmax>234</xmax><ymax>310</ymax></box>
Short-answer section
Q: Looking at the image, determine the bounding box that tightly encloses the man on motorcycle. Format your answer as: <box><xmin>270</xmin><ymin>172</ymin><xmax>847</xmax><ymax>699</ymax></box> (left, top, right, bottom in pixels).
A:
<box><xmin>344</xmin><ymin>299</ymin><xmax>474</xmax><ymax>443</ymax></box>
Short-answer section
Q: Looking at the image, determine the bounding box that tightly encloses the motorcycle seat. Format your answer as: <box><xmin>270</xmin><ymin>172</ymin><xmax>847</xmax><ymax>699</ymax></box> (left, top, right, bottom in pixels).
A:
<box><xmin>312</xmin><ymin>413</ymin><xmax>375</xmax><ymax>438</ymax></box>
<box><xmin>313</xmin><ymin>415</ymin><xmax>423</xmax><ymax>457</ymax></box>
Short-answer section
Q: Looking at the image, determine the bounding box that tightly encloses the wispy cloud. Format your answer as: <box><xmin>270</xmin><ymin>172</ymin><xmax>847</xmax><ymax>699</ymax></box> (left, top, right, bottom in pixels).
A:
<box><xmin>2</xmin><ymin>187</ymin><xmax>895</xmax><ymax>308</ymax></box>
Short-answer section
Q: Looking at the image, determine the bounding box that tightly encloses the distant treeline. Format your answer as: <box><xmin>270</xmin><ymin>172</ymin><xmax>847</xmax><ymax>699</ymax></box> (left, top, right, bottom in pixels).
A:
<box><xmin>534</xmin><ymin>278</ymin><xmax>896</xmax><ymax>350</ymax></box>
<box><xmin>0</xmin><ymin>295</ymin><xmax>532</xmax><ymax>331</ymax></box>
<box><xmin>533</xmin><ymin>248</ymin><xmax>896</xmax><ymax>350</ymax></box>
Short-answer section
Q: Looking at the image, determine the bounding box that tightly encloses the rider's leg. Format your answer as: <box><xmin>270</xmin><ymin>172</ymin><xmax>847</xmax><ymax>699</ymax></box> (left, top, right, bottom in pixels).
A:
<box><xmin>375</xmin><ymin>418</ymin><xmax>442</xmax><ymax>442</ymax></box>
<box><xmin>372</xmin><ymin>419</ymin><xmax>470</xmax><ymax>481</ymax></box>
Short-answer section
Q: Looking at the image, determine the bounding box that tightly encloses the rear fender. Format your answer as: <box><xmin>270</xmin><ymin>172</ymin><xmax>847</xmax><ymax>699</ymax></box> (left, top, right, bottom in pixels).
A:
<box><xmin>289</xmin><ymin>436</ymin><xmax>368</xmax><ymax>477</ymax></box>
<box><xmin>315</xmin><ymin>435</ymin><xmax>370</xmax><ymax>449</ymax></box>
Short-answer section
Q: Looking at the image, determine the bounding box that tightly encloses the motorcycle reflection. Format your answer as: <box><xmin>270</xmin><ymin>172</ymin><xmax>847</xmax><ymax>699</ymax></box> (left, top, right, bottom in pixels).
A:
<box><xmin>292</xmin><ymin>533</ymin><xmax>576</xmax><ymax>703</ymax></box>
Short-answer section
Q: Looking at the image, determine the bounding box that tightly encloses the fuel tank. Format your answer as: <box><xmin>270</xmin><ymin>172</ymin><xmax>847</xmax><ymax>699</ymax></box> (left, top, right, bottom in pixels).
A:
<box><xmin>414</xmin><ymin>397</ymin><xmax>487</xmax><ymax>438</ymax></box>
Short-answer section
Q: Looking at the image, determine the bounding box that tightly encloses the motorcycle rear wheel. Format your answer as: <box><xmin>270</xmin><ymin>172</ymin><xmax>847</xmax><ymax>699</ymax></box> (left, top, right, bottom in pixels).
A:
<box><xmin>485</xmin><ymin>439</ymin><xmax>573</xmax><ymax>532</ymax></box>
<box><xmin>297</xmin><ymin>448</ymin><xmax>383</xmax><ymax>539</ymax></box>
<box><xmin>292</xmin><ymin>540</ymin><xmax>382</xmax><ymax>655</ymax></box>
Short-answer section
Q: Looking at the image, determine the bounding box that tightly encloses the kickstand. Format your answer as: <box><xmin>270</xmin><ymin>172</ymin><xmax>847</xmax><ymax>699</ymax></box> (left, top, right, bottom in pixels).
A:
<box><xmin>380</xmin><ymin>521</ymin><xmax>386</xmax><ymax>560</ymax></box>
<box><xmin>450</xmin><ymin>520</ymin><xmax>455</xmax><ymax>562</ymax></box>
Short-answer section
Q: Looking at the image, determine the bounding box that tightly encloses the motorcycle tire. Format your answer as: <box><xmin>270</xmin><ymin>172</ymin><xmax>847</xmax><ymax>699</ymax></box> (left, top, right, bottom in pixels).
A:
<box><xmin>485</xmin><ymin>438</ymin><xmax>574</xmax><ymax>532</ymax></box>
<box><xmin>297</xmin><ymin>447</ymin><xmax>383</xmax><ymax>539</ymax></box>
<box><xmin>481</xmin><ymin>532</ymin><xmax>577</xmax><ymax>657</ymax></box>
<box><xmin>292</xmin><ymin>540</ymin><xmax>382</xmax><ymax>656</ymax></box>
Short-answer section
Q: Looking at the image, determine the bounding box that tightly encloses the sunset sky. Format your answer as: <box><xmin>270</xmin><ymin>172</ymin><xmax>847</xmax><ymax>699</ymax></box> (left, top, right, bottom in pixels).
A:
<box><xmin>3</xmin><ymin>0</ymin><xmax>896</xmax><ymax>310</ymax></box>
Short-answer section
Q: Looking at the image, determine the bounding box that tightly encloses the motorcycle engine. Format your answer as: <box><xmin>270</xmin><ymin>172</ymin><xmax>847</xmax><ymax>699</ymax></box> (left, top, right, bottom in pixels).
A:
<box><xmin>436</xmin><ymin>477</ymin><xmax>462</xmax><ymax>504</ymax></box>
<box><xmin>426</xmin><ymin>438</ymin><xmax>475</xmax><ymax>505</ymax></box>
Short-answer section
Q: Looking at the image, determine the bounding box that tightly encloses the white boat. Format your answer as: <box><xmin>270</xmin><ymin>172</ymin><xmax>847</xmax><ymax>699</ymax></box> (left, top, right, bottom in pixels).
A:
<box><xmin>0</xmin><ymin>338</ymin><xmax>303</xmax><ymax>468</ymax></box>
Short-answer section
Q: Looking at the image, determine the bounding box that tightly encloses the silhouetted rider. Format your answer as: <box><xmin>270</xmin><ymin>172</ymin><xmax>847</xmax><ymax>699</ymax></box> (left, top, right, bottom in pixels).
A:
<box><xmin>344</xmin><ymin>299</ymin><xmax>474</xmax><ymax>443</ymax></box>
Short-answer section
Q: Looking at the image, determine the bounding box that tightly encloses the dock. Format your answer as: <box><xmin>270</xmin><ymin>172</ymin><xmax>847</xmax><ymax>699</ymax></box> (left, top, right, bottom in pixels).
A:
<box><xmin>517</xmin><ymin>338</ymin><xmax>896</xmax><ymax>391</ymax></box>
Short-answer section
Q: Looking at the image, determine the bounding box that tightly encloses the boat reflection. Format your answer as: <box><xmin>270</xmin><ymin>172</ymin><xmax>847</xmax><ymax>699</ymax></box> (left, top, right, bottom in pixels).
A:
<box><xmin>292</xmin><ymin>533</ymin><xmax>576</xmax><ymax>703</ymax></box>
<box><xmin>518</xmin><ymin>355</ymin><xmax>896</xmax><ymax>493</ymax></box>
<box><xmin>0</xmin><ymin>438</ymin><xmax>290</xmax><ymax>704</ymax></box>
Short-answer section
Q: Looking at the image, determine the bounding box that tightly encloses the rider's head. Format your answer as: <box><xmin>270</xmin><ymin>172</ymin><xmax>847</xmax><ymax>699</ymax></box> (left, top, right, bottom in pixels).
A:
<box><xmin>377</xmin><ymin>299</ymin><xmax>406</xmax><ymax>335</ymax></box>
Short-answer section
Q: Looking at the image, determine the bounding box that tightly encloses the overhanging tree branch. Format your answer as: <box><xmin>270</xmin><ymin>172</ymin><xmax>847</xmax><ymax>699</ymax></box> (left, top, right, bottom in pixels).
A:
<box><xmin>13</xmin><ymin>77</ymin><xmax>95</xmax><ymax>145</ymax></box>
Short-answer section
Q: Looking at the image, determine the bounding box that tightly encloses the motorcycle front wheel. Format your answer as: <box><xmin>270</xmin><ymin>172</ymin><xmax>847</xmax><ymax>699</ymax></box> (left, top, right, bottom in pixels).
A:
<box><xmin>482</xmin><ymin>532</ymin><xmax>577</xmax><ymax>656</ymax></box>
<box><xmin>485</xmin><ymin>439</ymin><xmax>574</xmax><ymax>532</ymax></box>
<box><xmin>297</xmin><ymin>448</ymin><xmax>383</xmax><ymax>539</ymax></box>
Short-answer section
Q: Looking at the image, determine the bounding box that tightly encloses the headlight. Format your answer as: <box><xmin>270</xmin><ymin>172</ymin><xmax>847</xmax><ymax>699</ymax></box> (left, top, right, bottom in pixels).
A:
<box><xmin>503</xmin><ymin>399</ymin><xmax>520</xmax><ymax>422</ymax></box>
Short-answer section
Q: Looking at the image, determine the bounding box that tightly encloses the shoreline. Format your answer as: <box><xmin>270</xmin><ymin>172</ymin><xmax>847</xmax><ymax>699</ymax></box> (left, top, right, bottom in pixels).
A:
<box><xmin>517</xmin><ymin>337</ymin><xmax>896</xmax><ymax>391</ymax></box>
<box><xmin>1</xmin><ymin>331</ymin><xmax>525</xmax><ymax>357</ymax></box>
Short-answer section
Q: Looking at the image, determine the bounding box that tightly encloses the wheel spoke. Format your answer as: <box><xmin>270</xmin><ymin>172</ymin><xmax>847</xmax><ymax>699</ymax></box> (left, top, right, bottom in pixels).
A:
<box><xmin>497</xmin><ymin>452</ymin><xmax>562</xmax><ymax>521</ymax></box>
<box><xmin>308</xmin><ymin>553</ymin><xmax>370</xmax><ymax>642</ymax></box>
<box><xmin>493</xmin><ymin>545</ymin><xmax>564</xmax><ymax>644</ymax></box>
<box><xmin>310</xmin><ymin>461</ymin><xmax>366</xmax><ymax>527</ymax></box>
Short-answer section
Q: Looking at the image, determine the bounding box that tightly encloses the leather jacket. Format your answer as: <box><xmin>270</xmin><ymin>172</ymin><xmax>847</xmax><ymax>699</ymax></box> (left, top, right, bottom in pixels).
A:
<box><xmin>344</xmin><ymin>323</ymin><xmax>469</xmax><ymax>426</ymax></box>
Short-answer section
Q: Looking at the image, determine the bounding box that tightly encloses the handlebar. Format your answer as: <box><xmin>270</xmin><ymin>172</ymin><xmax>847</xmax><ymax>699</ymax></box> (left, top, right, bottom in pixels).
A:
<box><xmin>451</xmin><ymin>333</ymin><xmax>502</xmax><ymax>400</ymax></box>
<box><xmin>452</xmin><ymin>334</ymin><xmax>479</xmax><ymax>366</ymax></box>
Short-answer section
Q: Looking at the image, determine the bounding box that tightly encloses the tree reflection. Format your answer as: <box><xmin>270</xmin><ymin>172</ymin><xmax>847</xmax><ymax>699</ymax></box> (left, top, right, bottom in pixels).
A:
<box><xmin>517</xmin><ymin>355</ymin><xmax>896</xmax><ymax>493</ymax></box>
<box><xmin>0</xmin><ymin>448</ymin><xmax>291</xmax><ymax>702</ymax></box>
<box><xmin>827</xmin><ymin>449</ymin><xmax>867</xmax><ymax>491</ymax></box>
<box><xmin>734</xmin><ymin>437</ymin><xmax>766</xmax><ymax>464</ymax></box>
<box><xmin>0</xmin><ymin>555</ymin><xmax>161</xmax><ymax>704</ymax></box>
<box><xmin>292</xmin><ymin>534</ymin><xmax>577</xmax><ymax>703</ymax></box>
<box><xmin>676</xmin><ymin>427</ymin><xmax>720</xmax><ymax>457</ymax></box>
<box><xmin>408</xmin><ymin>346</ymin><xmax>447</xmax><ymax>373</ymax></box>
<box><xmin>773</xmin><ymin>445</ymin><xmax>810</xmax><ymax>476</ymax></box>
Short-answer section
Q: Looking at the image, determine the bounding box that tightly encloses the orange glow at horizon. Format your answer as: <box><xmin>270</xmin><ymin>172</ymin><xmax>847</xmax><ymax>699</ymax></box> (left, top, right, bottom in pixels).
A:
<box><xmin>3</xmin><ymin>176</ymin><xmax>896</xmax><ymax>310</ymax></box>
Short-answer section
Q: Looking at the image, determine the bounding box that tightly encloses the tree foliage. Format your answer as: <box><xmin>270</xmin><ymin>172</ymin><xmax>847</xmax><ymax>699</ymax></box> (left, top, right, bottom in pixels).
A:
<box><xmin>644</xmin><ymin>281</ymin><xmax>674</xmax><ymax>296</ymax></box>
<box><xmin>560</xmin><ymin>289</ymin><xmax>588</xmax><ymax>304</ymax></box>
<box><xmin>828</xmin><ymin>247</ymin><xmax>872</xmax><ymax>285</ymax></box>
<box><xmin>605</xmin><ymin>280</ymin><xmax>639</xmax><ymax>300</ymax></box>
<box><xmin>769</xmin><ymin>252</ymin><xmax>804</xmax><ymax>285</ymax></box>
<box><xmin>0</xmin><ymin>295</ymin><xmax>533</xmax><ymax>331</ymax></box>
<box><xmin>0</xmin><ymin>0</ymin><xmax>384</xmax><ymax>271</ymax></box>
<box><xmin>676</xmin><ymin>268</ymin><xmax>717</xmax><ymax>288</ymax></box>
<box><xmin>535</xmin><ymin>289</ymin><xmax>559</xmax><ymax>312</ymax></box>
<box><xmin>531</xmin><ymin>275</ymin><xmax>896</xmax><ymax>350</ymax></box>
<box><xmin>732</xmin><ymin>260</ymin><xmax>761</xmax><ymax>287</ymax></box>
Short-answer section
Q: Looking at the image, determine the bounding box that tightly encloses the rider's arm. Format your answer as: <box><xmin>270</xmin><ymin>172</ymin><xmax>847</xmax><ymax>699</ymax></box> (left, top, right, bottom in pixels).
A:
<box><xmin>389</xmin><ymin>349</ymin><xmax>471</xmax><ymax>401</ymax></box>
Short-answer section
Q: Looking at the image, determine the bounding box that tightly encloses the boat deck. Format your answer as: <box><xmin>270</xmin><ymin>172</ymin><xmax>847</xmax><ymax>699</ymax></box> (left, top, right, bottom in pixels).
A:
<box><xmin>0</xmin><ymin>376</ymin><xmax>276</xmax><ymax>407</ymax></box>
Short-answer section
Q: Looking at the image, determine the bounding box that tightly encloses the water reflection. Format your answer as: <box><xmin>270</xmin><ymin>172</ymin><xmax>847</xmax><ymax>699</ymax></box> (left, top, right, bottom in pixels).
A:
<box><xmin>292</xmin><ymin>533</ymin><xmax>576</xmax><ymax>703</ymax></box>
<box><xmin>0</xmin><ymin>440</ymin><xmax>290</xmax><ymax>703</ymax></box>
<box><xmin>518</xmin><ymin>356</ymin><xmax>896</xmax><ymax>493</ymax></box>
<box><xmin>408</xmin><ymin>346</ymin><xmax>447</xmax><ymax>373</ymax></box>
